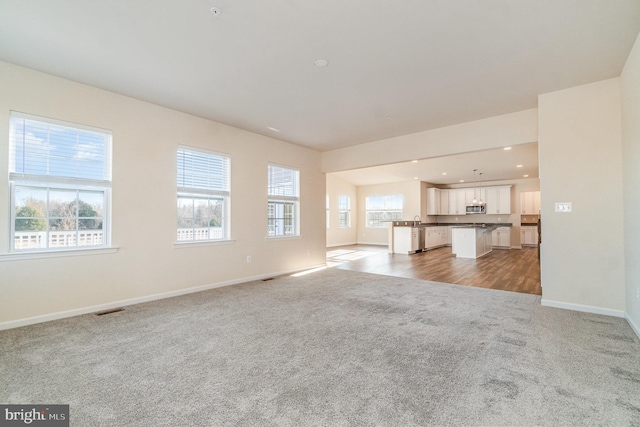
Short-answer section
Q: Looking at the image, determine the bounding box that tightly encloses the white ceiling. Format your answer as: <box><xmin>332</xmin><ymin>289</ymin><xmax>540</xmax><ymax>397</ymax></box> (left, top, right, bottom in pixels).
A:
<box><xmin>332</xmin><ymin>143</ymin><xmax>539</xmax><ymax>186</ymax></box>
<box><xmin>0</xmin><ymin>1</ymin><xmax>639</xmax><ymax>152</ymax></box>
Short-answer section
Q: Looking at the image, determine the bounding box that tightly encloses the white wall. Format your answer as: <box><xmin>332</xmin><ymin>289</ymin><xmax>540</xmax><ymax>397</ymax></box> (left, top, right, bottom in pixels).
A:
<box><xmin>357</xmin><ymin>181</ymin><xmax>422</xmax><ymax>245</ymax></box>
<box><xmin>322</xmin><ymin>109</ymin><xmax>538</xmax><ymax>173</ymax></box>
<box><xmin>621</xmin><ymin>33</ymin><xmax>640</xmax><ymax>334</ymax></box>
<box><xmin>538</xmin><ymin>78</ymin><xmax>626</xmax><ymax>315</ymax></box>
<box><xmin>0</xmin><ymin>61</ymin><xmax>326</xmax><ymax>327</ymax></box>
<box><xmin>326</xmin><ymin>174</ymin><xmax>358</xmax><ymax>247</ymax></box>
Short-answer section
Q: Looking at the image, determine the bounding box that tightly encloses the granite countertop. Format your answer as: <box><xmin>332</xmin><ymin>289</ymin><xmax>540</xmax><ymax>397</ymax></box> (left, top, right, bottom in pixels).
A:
<box><xmin>392</xmin><ymin>222</ymin><xmax>512</xmax><ymax>227</ymax></box>
<box><xmin>423</xmin><ymin>222</ymin><xmax>512</xmax><ymax>227</ymax></box>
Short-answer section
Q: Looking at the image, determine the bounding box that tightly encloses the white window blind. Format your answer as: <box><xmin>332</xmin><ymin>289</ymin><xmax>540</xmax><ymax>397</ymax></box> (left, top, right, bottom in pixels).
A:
<box><xmin>268</xmin><ymin>164</ymin><xmax>298</xmax><ymax>198</ymax></box>
<box><xmin>9</xmin><ymin>112</ymin><xmax>111</xmax><ymax>186</ymax></box>
<box><xmin>176</xmin><ymin>146</ymin><xmax>230</xmax><ymax>242</ymax></box>
<box><xmin>177</xmin><ymin>147</ymin><xmax>229</xmax><ymax>195</ymax></box>
<box><xmin>8</xmin><ymin>112</ymin><xmax>112</xmax><ymax>251</ymax></box>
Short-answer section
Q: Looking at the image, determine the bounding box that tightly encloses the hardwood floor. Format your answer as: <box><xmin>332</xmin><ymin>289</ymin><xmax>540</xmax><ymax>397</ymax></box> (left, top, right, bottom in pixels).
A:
<box><xmin>327</xmin><ymin>245</ymin><xmax>541</xmax><ymax>295</ymax></box>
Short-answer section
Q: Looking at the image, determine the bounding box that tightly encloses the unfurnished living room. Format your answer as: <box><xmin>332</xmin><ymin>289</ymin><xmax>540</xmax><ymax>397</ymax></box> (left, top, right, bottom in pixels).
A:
<box><xmin>1</xmin><ymin>1</ymin><xmax>640</xmax><ymax>426</ymax></box>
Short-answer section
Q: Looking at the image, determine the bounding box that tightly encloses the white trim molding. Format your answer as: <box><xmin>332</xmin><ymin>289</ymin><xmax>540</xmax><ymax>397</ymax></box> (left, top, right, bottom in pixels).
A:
<box><xmin>541</xmin><ymin>299</ymin><xmax>625</xmax><ymax>318</ymax></box>
<box><xmin>326</xmin><ymin>242</ymin><xmax>358</xmax><ymax>248</ymax></box>
<box><xmin>0</xmin><ymin>264</ymin><xmax>326</xmax><ymax>331</ymax></box>
<box><xmin>625</xmin><ymin>313</ymin><xmax>640</xmax><ymax>340</ymax></box>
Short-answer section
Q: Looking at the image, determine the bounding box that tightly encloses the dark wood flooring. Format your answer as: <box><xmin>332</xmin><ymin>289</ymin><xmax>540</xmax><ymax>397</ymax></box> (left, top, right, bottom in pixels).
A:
<box><xmin>327</xmin><ymin>245</ymin><xmax>541</xmax><ymax>295</ymax></box>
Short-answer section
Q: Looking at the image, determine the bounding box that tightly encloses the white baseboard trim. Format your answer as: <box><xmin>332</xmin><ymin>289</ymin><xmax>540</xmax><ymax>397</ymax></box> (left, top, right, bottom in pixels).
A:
<box><xmin>0</xmin><ymin>264</ymin><xmax>326</xmax><ymax>331</ymax></box>
<box><xmin>355</xmin><ymin>242</ymin><xmax>388</xmax><ymax>246</ymax></box>
<box><xmin>326</xmin><ymin>242</ymin><xmax>358</xmax><ymax>248</ymax></box>
<box><xmin>541</xmin><ymin>299</ymin><xmax>625</xmax><ymax>318</ymax></box>
<box><xmin>625</xmin><ymin>313</ymin><xmax>640</xmax><ymax>340</ymax></box>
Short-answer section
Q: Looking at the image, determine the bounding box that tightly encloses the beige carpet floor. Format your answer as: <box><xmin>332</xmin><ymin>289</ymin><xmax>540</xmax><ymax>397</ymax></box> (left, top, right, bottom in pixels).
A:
<box><xmin>1</xmin><ymin>268</ymin><xmax>639</xmax><ymax>426</ymax></box>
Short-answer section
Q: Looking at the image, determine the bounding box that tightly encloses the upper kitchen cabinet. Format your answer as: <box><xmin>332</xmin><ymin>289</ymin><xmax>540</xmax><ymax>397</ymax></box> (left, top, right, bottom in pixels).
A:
<box><xmin>520</xmin><ymin>191</ymin><xmax>541</xmax><ymax>215</ymax></box>
<box><xmin>439</xmin><ymin>189</ymin><xmax>450</xmax><ymax>215</ymax></box>
<box><xmin>484</xmin><ymin>186</ymin><xmax>511</xmax><ymax>215</ymax></box>
<box><xmin>427</xmin><ymin>188</ymin><xmax>441</xmax><ymax>215</ymax></box>
<box><xmin>449</xmin><ymin>189</ymin><xmax>466</xmax><ymax>215</ymax></box>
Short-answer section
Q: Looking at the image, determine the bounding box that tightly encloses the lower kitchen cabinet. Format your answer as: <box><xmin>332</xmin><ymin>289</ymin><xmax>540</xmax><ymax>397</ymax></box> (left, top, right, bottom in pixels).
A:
<box><xmin>425</xmin><ymin>226</ymin><xmax>448</xmax><ymax>249</ymax></box>
<box><xmin>521</xmin><ymin>226</ymin><xmax>538</xmax><ymax>246</ymax></box>
<box><xmin>491</xmin><ymin>227</ymin><xmax>511</xmax><ymax>249</ymax></box>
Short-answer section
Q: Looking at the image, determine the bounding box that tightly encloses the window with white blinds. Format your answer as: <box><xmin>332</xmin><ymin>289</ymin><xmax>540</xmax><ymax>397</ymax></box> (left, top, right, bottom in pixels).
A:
<box><xmin>8</xmin><ymin>112</ymin><xmax>112</xmax><ymax>251</ymax></box>
<box><xmin>9</xmin><ymin>112</ymin><xmax>111</xmax><ymax>185</ymax></box>
<box><xmin>338</xmin><ymin>195</ymin><xmax>351</xmax><ymax>228</ymax></box>
<box><xmin>177</xmin><ymin>146</ymin><xmax>230</xmax><ymax>242</ymax></box>
<box><xmin>267</xmin><ymin>164</ymin><xmax>299</xmax><ymax>237</ymax></box>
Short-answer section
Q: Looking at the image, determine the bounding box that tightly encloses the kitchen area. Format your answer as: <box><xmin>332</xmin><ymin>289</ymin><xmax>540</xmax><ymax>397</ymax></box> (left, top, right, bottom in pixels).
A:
<box><xmin>326</xmin><ymin>148</ymin><xmax>542</xmax><ymax>295</ymax></box>
<box><xmin>327</xmin><ymin>179</ymin><xmax>541</xmax><ymax>294</ymax></box>
<box><xmin>390</xmin><ymin>184</ymin><xmax>540</xmax><ymax>255</ymax></box>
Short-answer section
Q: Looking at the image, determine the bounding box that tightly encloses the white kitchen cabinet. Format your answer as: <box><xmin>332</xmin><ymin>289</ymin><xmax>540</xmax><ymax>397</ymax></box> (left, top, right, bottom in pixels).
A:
<box><xmin>449</xmin><ymin>189</ymin><xmax>466</xmax><ymax>215</ymax></box>
<box><xmin>439</xmin><ymin>190</ymin><xmax>450</xmax><ymax>215</ymax></box>
<box><xmin>521</xmin><ymin>226</ymin><xmax>538</xmax><ymax>246</ymax></box>
<box><xmin>425</xmin><ymin>226</ymin><xmax>448</xmax><ymax>249</ymax></box>
<box><xmin>394</xmin><ymin>227</ymin><xmax>422</xmax><ymax>254</ymax></box>
<box><xmin>485</xmin><ymin>186</ymin><xmax>511</xmax><ymax>215</ymax></box>
<box><xmin>520</xmin><ymin>191</ymin><xmax>541</xmax><ymax>215</ymax></box>
<box><xmin>427</xmin><ymin>188</ymin><xmax>440</xmax><ymax>215</ymax></box>
<box><xmin>465</xmin><ymin>189</ymin><xmax>475</xmax><ymax>205</ymax></box>
<box><xmin>491</xmin><ymin>227</ymin><xmax>511</xmax><ymax>248</ymax></box>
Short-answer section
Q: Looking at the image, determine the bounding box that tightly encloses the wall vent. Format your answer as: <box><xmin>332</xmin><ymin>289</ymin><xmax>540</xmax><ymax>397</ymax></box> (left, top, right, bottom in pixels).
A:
<box><xmin>95</xmin><ymin>308</ymin><xmax>124</xmax><ymax>316</ymax></box>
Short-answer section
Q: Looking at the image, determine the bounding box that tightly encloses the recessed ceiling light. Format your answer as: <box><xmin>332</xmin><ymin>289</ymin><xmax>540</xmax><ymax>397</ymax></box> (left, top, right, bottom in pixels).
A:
<box><xmin>504</xmin><ymin>147</ymin><xmax>512</xmax><ymax>150</ymax></box>
<box><xmin>516</xmin><ymin>164</ymin><xmax>523</xmax><ymax>168</ymax></box>
<box><xmin>385</xmin><ymin>114</ymin><xmax>391</xmax><ymax>119</ymax></box>
<box><xmin>413</xmin><ymin>176</ymin><xmax>419</xmax><ymax>180</ymax></box>
<box><xmin>267</xmin><ymin>126</ymin><xmax>280</xmax><ymax>132</ymax></box>
<box><xmin>210</xmin><ymin>7</ymin><xmax>221</xmax><ymax>16</ymax></box>
<box><xmin>411</xmin><ymin>160</ymin><xmax>418</xmax><ymax>163</ymax></box>
<box><xmin>442</xmin><ymin>172</ymin><xmax>447</xmax><ymax>175</ymax></box>
<box><xmin>314</xmin><ymin>59</ymin><xmax>329</xmax><ymax>67</ymax></box>
<box><xmin>523</xmin><ymin>174</ymin><xmax>529</xmax><ymax>178</ymax></box>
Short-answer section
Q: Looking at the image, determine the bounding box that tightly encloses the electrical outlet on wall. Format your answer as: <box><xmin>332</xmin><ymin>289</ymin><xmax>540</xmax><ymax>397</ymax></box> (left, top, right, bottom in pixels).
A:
<box><xmin>246</xmin><ymin>255</ymin><xmax>252</xmax><ymax>263</ymax></box>
<box><xmin>636</xmin><ymin>288</ymin><xmax>640</xmax><ymax>302</ymax></box>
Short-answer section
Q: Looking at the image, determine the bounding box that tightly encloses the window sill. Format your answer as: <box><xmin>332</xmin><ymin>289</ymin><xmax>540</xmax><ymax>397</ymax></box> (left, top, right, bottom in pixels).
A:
<box><xmin>266</xmin><ymin>235</ymin><xmax>301</xmax><ymax>241</ymax></box>
<box><xmin>172</xmin><ymin>239</ymin><xmax>235</xmax><ymax>249</ymax></box>
<box><xmin>0</xmin><ymin>247</ymin><xmax>119</xmax><ymax>262</ymax></box>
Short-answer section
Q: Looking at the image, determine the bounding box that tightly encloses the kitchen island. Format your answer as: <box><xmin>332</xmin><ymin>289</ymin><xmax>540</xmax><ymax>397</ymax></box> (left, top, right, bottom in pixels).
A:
<box><xmin>451</xmin><ymin>225</ymin><xmax>496</xmax><ymax>259</ymax></box>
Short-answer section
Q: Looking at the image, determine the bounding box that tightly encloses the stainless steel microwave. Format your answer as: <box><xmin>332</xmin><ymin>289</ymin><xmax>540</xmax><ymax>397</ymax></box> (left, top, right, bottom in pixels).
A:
<box><xmin>466</xmin><ymin>204</ymin><xmax>486</xmax><ymax>214</ymax></box>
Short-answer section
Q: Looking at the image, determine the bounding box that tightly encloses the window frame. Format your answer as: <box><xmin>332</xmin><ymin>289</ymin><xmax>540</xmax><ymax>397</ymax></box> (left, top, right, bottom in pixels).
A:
<box><xmin>267</xmin><ymin>163</ymin><xmax>300</xmax><ymax>238</ymax></box>
<box><xmin>176</xmin><ymin>145</ymin><xmax>231</xmax><ymax>243</ymax></box>
<box><xmin>326</xmin><ymin>194</ymin><xmax>330</xmax><ymax>229</ymax></box>
<box><xmin>8</xmin><ymin>112</ymin><xmax>112</xmax><ymax>253</ymax></box>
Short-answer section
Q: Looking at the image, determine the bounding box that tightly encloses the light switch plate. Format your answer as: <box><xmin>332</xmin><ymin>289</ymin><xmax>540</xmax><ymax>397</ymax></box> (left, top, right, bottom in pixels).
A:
<box><xmin>555</xmin><ymin>202</ymin><xmax>572</xmax><ymax>213</ymax></box>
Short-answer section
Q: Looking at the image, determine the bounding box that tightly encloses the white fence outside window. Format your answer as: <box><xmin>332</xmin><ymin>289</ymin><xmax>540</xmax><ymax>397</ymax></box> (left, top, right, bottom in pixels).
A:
<box><xmin>176</xmin><ymin>227</ymin><xmax>224</xmax><ymax>241</ymax></box>
<box><xmin>14</xmin><ymin>230</ymin><xmax>104</xmax><ymax>249</ymax></box>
